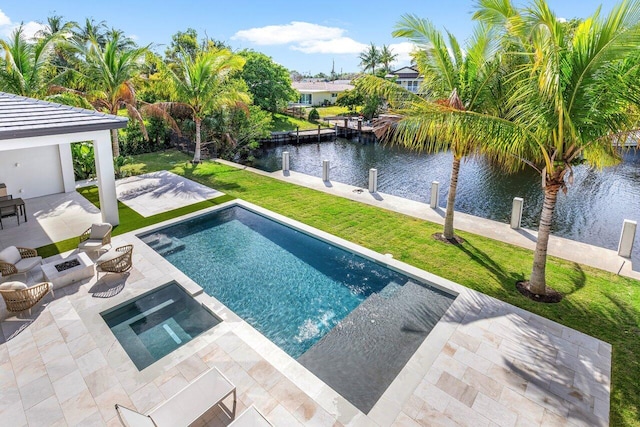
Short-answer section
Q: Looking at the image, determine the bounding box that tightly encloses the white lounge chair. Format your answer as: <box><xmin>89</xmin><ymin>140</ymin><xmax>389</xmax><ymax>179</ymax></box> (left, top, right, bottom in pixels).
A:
<box><xmin>115</xmin><ymin>367</ymin><xmax>236</xmax><ymax>427</ymax></box>
<box><xmin>0</xmin><ymin>246</ymin><xmax>42</xmax><ymax>281</ymax></box>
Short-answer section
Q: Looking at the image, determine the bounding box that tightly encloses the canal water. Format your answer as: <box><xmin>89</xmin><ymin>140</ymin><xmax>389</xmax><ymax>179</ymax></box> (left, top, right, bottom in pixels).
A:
<box><xmin>248</xmin><ymin>138</ymin><xmax>640</xmax><ymax>264</ymax></box>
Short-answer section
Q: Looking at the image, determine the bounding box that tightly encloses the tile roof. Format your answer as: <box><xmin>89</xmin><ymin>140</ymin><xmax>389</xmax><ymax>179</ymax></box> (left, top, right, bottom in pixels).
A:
<box><xmin>0</xmin><ymin>92</ymin><xmax>128</xmax><ymax>141</ymax></box>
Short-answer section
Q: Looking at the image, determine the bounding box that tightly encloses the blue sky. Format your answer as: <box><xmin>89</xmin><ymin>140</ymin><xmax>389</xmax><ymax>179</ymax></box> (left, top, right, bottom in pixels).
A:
<box><xmin>1</xmin><ymin>0</ymin><xmax>618</xmax><ymax>74</ymax></box>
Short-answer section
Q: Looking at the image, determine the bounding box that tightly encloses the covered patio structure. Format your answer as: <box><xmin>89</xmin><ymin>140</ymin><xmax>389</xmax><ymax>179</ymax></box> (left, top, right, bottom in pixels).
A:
<box><xmin>0</xmin><ymin>92</ymin><xmax>127</xmax><ymax>227</ymax></box>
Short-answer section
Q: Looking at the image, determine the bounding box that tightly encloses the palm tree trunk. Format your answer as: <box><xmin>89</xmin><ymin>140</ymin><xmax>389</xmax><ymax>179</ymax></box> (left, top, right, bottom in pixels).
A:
<box><xmin>443</xmin><ymin>156</ymin><xmax>461</xmax><ymax>240</ymax></box>
<box><xmin>193</xmin><ymin>117</ymin><xmax>201</xmax><ymax>164</ymax></box>
<box><xmin>529</xmin><ymin>182</ymin><xmax>561</xmax><ymax>294</ymax></box>
<box><xmin>110</xmin><ymin>128</ymin><xmax>120</xmax><ymax>158</ymax></box>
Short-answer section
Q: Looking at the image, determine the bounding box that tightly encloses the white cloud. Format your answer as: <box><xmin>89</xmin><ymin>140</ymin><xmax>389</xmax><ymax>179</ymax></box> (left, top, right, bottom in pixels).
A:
<box><xmin>388</xmin><ymin>42</ymin><xmax>418</xmax><ymax>64</ymax></box>
<box><xmin>293</xmin><ymin>37</ymin><xmax>367</xmax><ymax>54</ymax></box>
<box><xmin>0</xmin><ymin>9</ymin><xmax>46</xmax><ymax>39</ymax></box>
<box><xmin>233</xmin><ymin>21</ymin><xmax>367</xmax><ymax>55</ymax></box>
<box><xmin>233</xmin><ymin>21</ymin><xmax>344</xmax><ymax>45</ymax></box>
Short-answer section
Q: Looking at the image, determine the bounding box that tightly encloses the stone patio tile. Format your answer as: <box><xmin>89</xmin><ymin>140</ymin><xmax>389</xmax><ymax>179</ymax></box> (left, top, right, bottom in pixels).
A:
<box><xmin>72</xmin><ymin>410</ymin><xmax>105</xmax><ymax>427</ymax></box>
<box><xmin>471</xmin><ymin>392</ymin><xmax>518</xmax><ymax>427</ymax></box>
<box><xmin>18</xmin><ymin>373</ymin><xmax>55</xmax><ymax>410</ymax></box>
<box><xmin>66</xmin><ymin>333</ymin><xmax>98</xmax><ymax>359</ymax></box>
<box><xmin>215</xmin><ymin>331</ymin><xmax>245</xmax><ymax>354</ymax></box>
<box><xmin>76</xmin><ymin>347</ymin><xmax>108</xmax><ymax>377</ymax></box>
<box><xmin>59</xmin><ymin>319</ymin><xmax>88</xmax><ymax>343</ymax></box>
<box><xmin>436</xmin><ymin>372</ymin><xmax>478</xmax><ymax>407</ymax></box>
<box><xmin>32</xmin><ymin>322</ymin><xmax>63</xmax><ymax>348</ymax></box>
<box><xmin>228</xmin><ymin>341</ymin><xmax>262</xmax><ymax>372</ymax></box>
<box><xmin>24</xmin><ymin>395</ymin><xmax>63</xmax><ymax>427</ymax></box>
<box><xmin>498</xmin><ymin>386</ymin><xmax>544</xmax><ymax>425</ymax></box>
<box><xmin>94</xmin><ymin>384</ymin><xmax>134</xmax><ymax>421</ymax></box>
<box><xmin>475</xmin><ymin>341</ymin><xmax>509</xmax><ymax>369</ymax></box>
<box><xmin>524</xmin><ymin>383</ymin><xmax>569</xmax><ymax>418</ymax></box>
<box><xmin>45</xmin><ymin>353</ymin><xmax>78</xmax><ymax>382</ymax></box>
<box><xmin>176</xmin><ymin>353</ymin><xmax>210</xmax><ymax>382</ymax></box>
<box><xmin>540</xmin><ymin>409</ymin><xmax>572</xmax><ymax>427</ymax></box>
<box><xmin>269</xmin><ymin>375</ymin><xmax>310</xmax><ymax>413</ymax></box>
<box><xmin>13</xmin><ymin>357</ymin><xmax>47</xmax><ymax>388</ymax></box>
<box><xmin>431</xmin><ymin>353</ymin><xmax>468</xmax><ymax>380</ymax></box>
<box><xmin>414</xmin><ymin>402</ymin><xmax>459</xmax><ymax>427</ymax></box>
<box><xmin>39</xmin><ymin>339</ymin><xmax>72</xmax><ymax>365</ymax></box>
<box><xmin>561</xmin><ymin>328</ymin><xmax>600</xmax><ymax>353</ymax></box>
<box><xmin>414</xmin><ymin>379</ymin><xmax>452</xmax><ymax>412</ymax></box>
<box><xmin>53</xmin><ymin>369</ymin><xmax>88</xmax><ymax>403</ymax></box>
<box><xmin>129</xmin><ymin>381</ymin><xmax>164</xmax><ymax>414</ymax></box>
<box><xmin>444</xmin><ymin>397</ymin><xmax>491</xmax><ymax>427</ymax></box>
<box><xmin>247</xmin><ymin>359</ymin><xmax>285</xmax><ymax>391</ymax></box>
<box><xmin>238</xmin><ymin>383</ymin><xmax>279</xmax><ymax>417</ymax></box>
<box><xmin>85</xmin><ymin>365</ymin><xmax>121</xmax><ymax>399</ymax></box>
<box><xmin>367</xmin><ymin>395</ymin><xmax>402</xmax><ymax>427</ymax></box>
<box><xmin>156</xmin><ymin>370</ymin><xmax>189</xmax><ymax>399</ymax></box>
<box><xmin>293</xmin><ymin>394</ymin><xmax>336</xmax><ymax>426</ymax></box>
<box><xmin>453</xmin><ymin>346</ymin><xmax>493</xmax><ymax>374</ymax></box>
<box><xmin>392</xmin><ymin>411</ymin><xmax>423</xmax><ymax>427</ymax></box>
<box><xmin>267</xmin><ymin>403</ymin><xmax>304</xmax><ymax>427</ymax></box>
<box><xmin>312</xmin><ymin>385</ymin><xmax>361</xmax><ymax>426</ymax></box>
<box><xmin>400</xmin><ymin>394</ymin><xmax>426</xmax><ymax>419</ymax></box>
<box><xmin>449</xmin><ymin>329</ymin><xmax>482</xmax><ymax>353</ymax></box>
<box><xmin>59</xmin><ymin>388</ymin><xmax>100</xmax><ymax>426</ymax></box>
<box><xmin>462</xmin><ymin>367</ymin><xmax>503</xmax><ymax>400</ymax></box>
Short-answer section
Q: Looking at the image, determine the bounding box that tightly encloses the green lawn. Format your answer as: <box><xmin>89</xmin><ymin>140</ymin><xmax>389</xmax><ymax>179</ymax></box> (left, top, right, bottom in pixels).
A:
<box><xmin>270</xmin><ymin>113</ymin><xmax>323</xmax><ymax>131</ymax></box>
<box><xmin>80</xmin><ymin>150</ymin><xmax>640</xmax><ymax>425</ymax></box>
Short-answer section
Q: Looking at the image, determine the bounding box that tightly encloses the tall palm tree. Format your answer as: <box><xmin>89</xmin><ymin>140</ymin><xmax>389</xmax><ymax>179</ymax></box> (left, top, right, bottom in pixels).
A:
<box><xmin>65</xmin><ymin>33</ymin><xmax>148</xmax><ymax>157</ymax></box>
<box><xmin>152</xmin><ymin>48</ymin><xmax>249</xmax><ymax>163</ymax></box>
<box><xmin>379</xmin><ymin>44</ymin><xmax>398</xmax><ymax>74</ymax></box>
<box><xmin>472</xmin><ymin>0</ymin><xmax>640</xmax><ymax>297</ymax></box>
<box><xmin>0</xmin><ymin>25</ymin><xmax>62</xmax><ymax>97</ymax></box>
<box><xmin>359</xmin><ymin>43</ymin><xmax>381</xmax><ymax>74</ymax></box>
<box><xmin>360</xmin><ymin>16</ymin><xmax>502</xmax><ymax>242</ymax></box>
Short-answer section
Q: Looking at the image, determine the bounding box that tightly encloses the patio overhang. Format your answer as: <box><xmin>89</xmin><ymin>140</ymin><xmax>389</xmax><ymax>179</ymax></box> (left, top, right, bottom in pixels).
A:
<box><xmin>0</xmin><ymin>92</ymin><xmax>128</xmax><ymax>225</ymax></box>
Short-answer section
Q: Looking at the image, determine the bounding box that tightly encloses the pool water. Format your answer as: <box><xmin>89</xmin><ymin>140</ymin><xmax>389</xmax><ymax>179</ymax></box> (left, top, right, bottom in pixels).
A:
<box><xmin>101</xmin><ymin>282</ymin><xmax>220</xmax><ymax>370</ymax></box>
<box><xmin>140</xmin><ymin>206</ymin><xmax>455</xmax><ymax>412</ymax></box>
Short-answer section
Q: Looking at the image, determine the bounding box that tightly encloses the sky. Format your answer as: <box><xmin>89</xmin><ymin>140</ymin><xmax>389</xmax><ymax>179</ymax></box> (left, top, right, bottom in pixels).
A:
<box><xmin>0</xmin><ymin>0</ymin><xmax>620</xmax><ymax>75</ymax></box>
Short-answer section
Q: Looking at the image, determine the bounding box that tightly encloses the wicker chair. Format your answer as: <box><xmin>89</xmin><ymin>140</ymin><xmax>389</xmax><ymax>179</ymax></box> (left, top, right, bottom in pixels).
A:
<box><xmin>0</xmin><ymin>281</ymin><xmax>53</xmax><ymax>314</ymax></box>
<box><xmin>78</xmin><ymin>223</ymin><xmax>113</xmax><ymax>253</ymax></box>
<box><xmin>0</xmin><ymin>246</ymin><xmax>42</xmax><ymax>281</ymax></box>
<box><xmin>96</xmin><ymin>245</ymin><xmax>133</xmax><ymax>278</ymax></box>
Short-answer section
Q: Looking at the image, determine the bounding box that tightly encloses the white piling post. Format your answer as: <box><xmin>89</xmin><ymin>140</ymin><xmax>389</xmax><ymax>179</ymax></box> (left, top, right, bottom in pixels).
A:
<box><xmin>618</xmin><ymin>219</ymin><xmax>637</xmax><ymax>258</ymax></box>
<box><xmin>334</xmin><ymin>123</ymin><xmax>338</xmax><ymax>136</ymax></box>
<box><xmin>368</xmin><ymin>168</ymin><xmax>378</xmax><ymax>193</ymax></box>
<box><xmin>430</xmin><ymin>181</ymin><xmax>440</xmax><ymax>209</ymax></box>
<box><xmin>510</xmin><ymin>197</ymin><xmax>524</xmax><ymax>229</ymax></box>
<box><xmin>282</xmin><ymin>151</ymin><xmax>290</xmax><ymax>172</ymax></box>
<box><xmin>322</xmin><ymin>160</ymin><xmax>330</xmax><ymax>181</ymax></box>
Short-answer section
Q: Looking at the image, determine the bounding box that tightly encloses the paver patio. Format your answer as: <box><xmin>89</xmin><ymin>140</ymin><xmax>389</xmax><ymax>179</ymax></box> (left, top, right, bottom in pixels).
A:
<box><xmin>0</xmin><ymin>191</ymin><xmax>611</xmax><ymax>426</ymax></box>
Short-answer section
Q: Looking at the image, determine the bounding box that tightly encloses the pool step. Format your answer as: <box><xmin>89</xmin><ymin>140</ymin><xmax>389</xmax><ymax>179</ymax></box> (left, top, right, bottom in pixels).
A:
<box><xmin>143</xmin><ymin>234</ymin><xmax>186</xmax><ymax>256</ymax></box>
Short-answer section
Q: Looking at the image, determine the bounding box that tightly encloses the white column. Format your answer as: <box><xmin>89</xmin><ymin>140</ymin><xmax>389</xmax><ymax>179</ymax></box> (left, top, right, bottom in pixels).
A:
<box><xmin>93</xmin><ymin>131</ymin><xmax>119</xmax><ymax>225</ymax></box>
<box><xmin>618</xmin><ymin>219</ymin><xmax>637</xmax><ymax>258</ymax></box>
<box><xmin>368</xmin><ymin>168</ymin><xmax>378</xmax><ymax>193</ymax></box>
<box><xmin>510</xmin><ymin>197</ymin><xmax>524</xmax><ymax>229</ymax></box>
<box><xmin>430</xmin><ymin>181</ymin><xmax>440</xmax><ymax>209</ymax></box>
<box><xmin>58</xmin><ymin>143</ymin><xmax>76</xmax><ymax>193</ymax></box>
<box><xmin>322</xmin><ymin>160</ymin><xmax>330</xmax><ymax>182</ymax></box>
<box><xmin>282</xmin><ymin>151</ymin><xmax>290</xmax><ymax>172</ymax></box>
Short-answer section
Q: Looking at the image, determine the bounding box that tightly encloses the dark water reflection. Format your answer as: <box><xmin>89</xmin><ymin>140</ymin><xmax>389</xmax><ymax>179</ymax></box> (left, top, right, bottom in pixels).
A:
<box><xmin>248</xmin><ymin>138</ymin><xmax>640</xmax><ymax>265</ymax></box>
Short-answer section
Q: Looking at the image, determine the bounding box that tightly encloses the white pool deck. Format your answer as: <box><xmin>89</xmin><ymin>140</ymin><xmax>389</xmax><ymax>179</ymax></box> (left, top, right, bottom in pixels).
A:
<box><xmin>0</xmin><ymin>170</ymin><xmax>615</xmax><ymax>426</ymax></box>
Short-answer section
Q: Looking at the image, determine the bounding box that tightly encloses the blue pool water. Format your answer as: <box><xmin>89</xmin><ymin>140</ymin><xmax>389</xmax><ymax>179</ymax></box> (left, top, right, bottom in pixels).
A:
<box><xmin>101</xmin><ymin>282</ymin><xmax>220</xmax><ymax>370</ymax></box>
<box><xmin>140</xmin><ymin>205</ymin><xmax>455</xmax><ymax>412</ymax></box>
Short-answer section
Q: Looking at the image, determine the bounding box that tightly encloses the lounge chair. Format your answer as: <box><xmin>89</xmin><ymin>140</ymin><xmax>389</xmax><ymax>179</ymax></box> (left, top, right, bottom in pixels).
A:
<box><xmin>78</xmin><ymin>223</ymin><xmax>112</xmax><ymax>253</ymax></box>
<box><xmin>0</xmin><ymin>281</ymin><xmax>53</xmax><ymax>314</ymax></box>
<box><xmin>115</xmin><ymin>367</ymin><xmax>237</xmax><ymax>427</ymax></box>
<box><xmin>0</xmin><ymin>246</ymin><xmax>42</xmax><ymax>281</ymax></box>
<box><xmin>229</xmin><ymin>405</ymin><xmax>273</xmax><ymax>426</ymax></box>
<box><xmin>96</xmin><ymin>245</ymin><xmax>133</xmax><ymax>278</ymax></box>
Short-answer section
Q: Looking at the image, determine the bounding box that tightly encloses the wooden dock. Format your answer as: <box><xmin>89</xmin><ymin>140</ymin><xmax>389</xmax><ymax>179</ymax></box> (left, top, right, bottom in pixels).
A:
<box><xmin>260</xmin><ymin>118</ymin><xmax>375</xmax><ymax>144</ymax></box>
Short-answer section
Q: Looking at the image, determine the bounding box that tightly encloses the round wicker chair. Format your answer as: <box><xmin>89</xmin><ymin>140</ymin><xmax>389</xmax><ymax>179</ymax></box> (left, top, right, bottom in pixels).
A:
<box><xmin>96</xmin><ymin>245</ymin><xmax>133</xmax><ymax>279</ymax></box>
<box><xmin>0</xmin><ymin>281</ymin><xmax>53</xmax><ymax>314</ymax></box>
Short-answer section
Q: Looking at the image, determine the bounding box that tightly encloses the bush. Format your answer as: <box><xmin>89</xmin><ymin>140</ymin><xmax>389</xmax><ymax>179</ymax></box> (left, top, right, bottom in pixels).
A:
<box><xmin>119</xmin><ymin>118</ymin><xmax>172</xmax><ymax>156</ymax></box>
<box><xmin>308</xmin><ymin>108</ymin><xmax>320</xmax><ymax>121</ymax></box>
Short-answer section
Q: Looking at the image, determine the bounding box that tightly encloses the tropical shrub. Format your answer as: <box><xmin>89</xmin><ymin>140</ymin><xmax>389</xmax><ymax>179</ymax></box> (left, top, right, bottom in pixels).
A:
<box><xmin>308</xmin><ymin>108</ymin><xmax>320</xmax><ymax>121</ymax></box>
<box><xmin>70</xmin><ymin>142</ymin><xmax>95</xmax><ymax>180</ymax></box>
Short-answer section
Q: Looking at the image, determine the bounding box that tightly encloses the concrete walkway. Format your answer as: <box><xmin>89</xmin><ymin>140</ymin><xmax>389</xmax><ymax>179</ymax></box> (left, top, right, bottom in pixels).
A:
<box><xmin>215</xmin><ymin>159</ymin><xmax>640</xmax><ymax>281</ymax></box>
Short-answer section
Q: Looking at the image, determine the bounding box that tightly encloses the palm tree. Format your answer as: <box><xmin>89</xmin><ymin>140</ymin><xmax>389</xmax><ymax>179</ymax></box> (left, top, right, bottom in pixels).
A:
<box><xmin>0</xmin><ymin>25</ymin><xmax>62</xmax><ymax>97</ymax></box>
<box><xmin>379</xmin><ymin>44</ymin><xmax>398</xmax><ymax>74</ymax></box>
<box><xmin>359</xmin><ymin>43</ymin><xmax>381</xmax><ymax>74</ymax></box>
<box><xmin>152</xmin><ymin>48</ymin><xmax>249</xmax><ymax>163</ymax></box>
<box><xmin>65</xmin><ymin>33</ymin><xmax>148</xmax><ymax>157</ymax></box>
<box><xmin>472</xmin><ymin>0</ymin><xmax>640</xmax><ymax>297</ymax></box>
<box><xmin>360</xmin><ymin>16</ymin><xmax>502</xmax><ymax>242</ymax></box>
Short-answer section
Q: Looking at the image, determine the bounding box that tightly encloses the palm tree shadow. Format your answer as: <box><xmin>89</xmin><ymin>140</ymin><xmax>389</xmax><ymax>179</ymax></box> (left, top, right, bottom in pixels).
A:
<box><xmin>454</xmin><ymin>239</ymin><xmax>523</xmax><ymax>291</ymax></box>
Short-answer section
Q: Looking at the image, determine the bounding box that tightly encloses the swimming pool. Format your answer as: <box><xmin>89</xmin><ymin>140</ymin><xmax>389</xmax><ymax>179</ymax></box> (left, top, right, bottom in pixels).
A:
<box><xmin>101</xmin><ymin>282</ymin><xmax>221</xmax><ymax>370</ymax></box>
<box><xmin>140</xmin><ymin>205</ymin><xmax>455</xmax><ymax>412</ymax></box>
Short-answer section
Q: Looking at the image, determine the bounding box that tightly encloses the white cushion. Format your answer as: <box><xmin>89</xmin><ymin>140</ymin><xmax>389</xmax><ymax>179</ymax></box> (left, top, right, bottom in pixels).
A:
<box><xmin>89</xmin><ymin>223</ymin><xmax>111</xmax><ymax>240</ymax></box>
<box><xmin>0</xmin><ymin>246</ymin><xmax>21</xmax><ymax>265</ymax></box>
<box><xmin>14</xmin><ymin>257</ymin><xmax>42</xmax><ymax>273</ymax></box>
<box><xmin>0</xmin><ymin>281</ymin><xmax>28</xmax><ymax>291</ymax></box>
<box><xmin>78</xmin><ymin>240</ymin><xmax>105</xmax><ymax>250</ymax></box>
<box><xmin>96</xmin><ymin>250</ymin><xmax>122</xmax><ymax>264</ymax></box>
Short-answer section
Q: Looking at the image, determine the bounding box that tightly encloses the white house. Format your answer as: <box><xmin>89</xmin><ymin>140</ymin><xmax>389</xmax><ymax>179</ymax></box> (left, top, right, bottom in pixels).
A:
<box><xmin>0</xmin><ymin>93</ymin><xmax>128</xmax><ymax>225</ymax></box>
<box><xmin>387</xmin><ymin>66</ymin><xmax>424</xmax><ymax>93</ymax></box>
<box><xmin>292</xmin><ymin>81</ymin><xmax>354</xmax><ymax>107</ymax></box>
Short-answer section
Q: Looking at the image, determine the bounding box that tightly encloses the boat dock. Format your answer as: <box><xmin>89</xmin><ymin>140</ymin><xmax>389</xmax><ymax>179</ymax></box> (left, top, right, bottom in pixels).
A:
<box><xmin>260</xmin><ymin>116</ymin><xmax>375</xmax><ymax>144</ymax></box>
